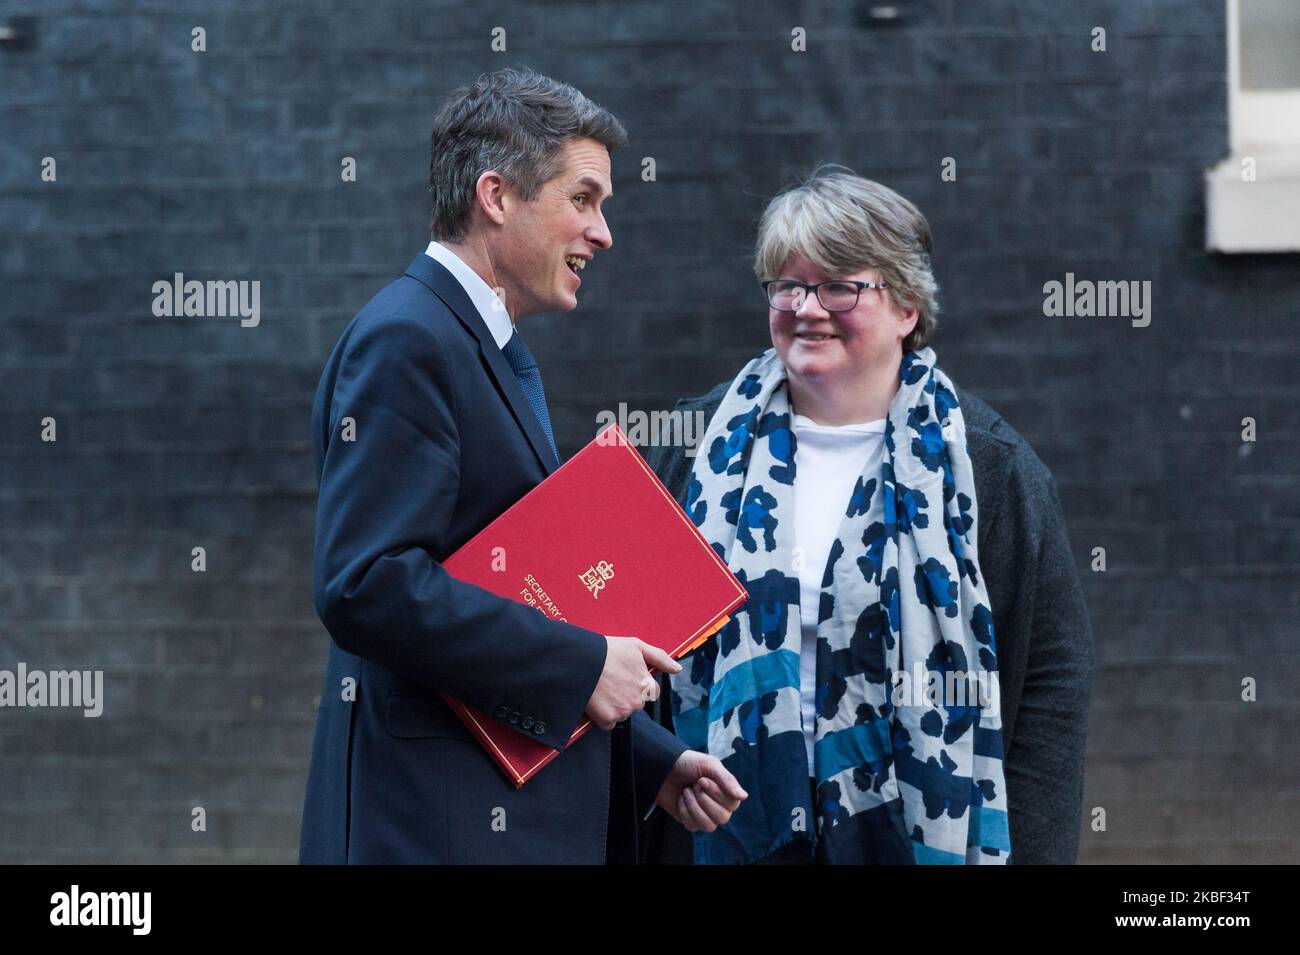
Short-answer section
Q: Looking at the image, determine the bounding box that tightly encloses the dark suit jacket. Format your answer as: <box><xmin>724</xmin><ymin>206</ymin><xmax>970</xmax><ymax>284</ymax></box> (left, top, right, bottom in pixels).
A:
<box><xmin>299</xmin><ymin>253</ymin><xmax>686</xmax><ymax>864</ymax></box>
<box><xmin>639</xmin><ymin>379</ymin><xmax>1095</xmax><ymax>865</ymax></box>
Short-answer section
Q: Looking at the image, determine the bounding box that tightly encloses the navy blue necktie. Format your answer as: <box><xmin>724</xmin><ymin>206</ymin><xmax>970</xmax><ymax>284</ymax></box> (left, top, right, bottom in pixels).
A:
<box><xmin>501</xmin><ymin>331</ymin><xmax>560</xmax><ymax>464</ymax></box>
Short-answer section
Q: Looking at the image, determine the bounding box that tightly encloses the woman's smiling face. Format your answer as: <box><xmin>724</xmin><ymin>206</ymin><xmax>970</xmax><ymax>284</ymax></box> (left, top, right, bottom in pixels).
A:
<box><xmin>768</xmin><ymin>252</ymin><xmax>918</xmax><ymax>394</ymax></box>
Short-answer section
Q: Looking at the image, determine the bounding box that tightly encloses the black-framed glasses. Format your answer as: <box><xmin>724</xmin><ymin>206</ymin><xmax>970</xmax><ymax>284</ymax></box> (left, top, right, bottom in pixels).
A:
<box><xmin>762</xmin><ymin>279</ymin><xmax>890</xmax><ymax>312</ymax></box>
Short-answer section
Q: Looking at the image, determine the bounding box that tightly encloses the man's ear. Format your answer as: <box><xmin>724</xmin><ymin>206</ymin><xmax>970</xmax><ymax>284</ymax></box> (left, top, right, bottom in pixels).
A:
<box><xmin>474</xmin><ymin>170</ymin><xmax>508</xmax><ymax>227</ymax></box>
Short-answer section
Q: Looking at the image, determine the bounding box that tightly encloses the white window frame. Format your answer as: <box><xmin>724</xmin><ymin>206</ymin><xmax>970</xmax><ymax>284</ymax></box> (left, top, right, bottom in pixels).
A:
<box><xmin>1205</xmin><ymin>0</ymin><xmax>1300</xmax><ymax>253</ymax></box>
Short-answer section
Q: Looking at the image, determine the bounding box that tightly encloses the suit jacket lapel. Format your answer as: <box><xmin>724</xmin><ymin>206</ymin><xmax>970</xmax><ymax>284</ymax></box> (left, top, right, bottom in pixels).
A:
<box><xmin>404</xmin><ymin>254</ymin><xmax>560</xmax><ymax>476</ymax></box>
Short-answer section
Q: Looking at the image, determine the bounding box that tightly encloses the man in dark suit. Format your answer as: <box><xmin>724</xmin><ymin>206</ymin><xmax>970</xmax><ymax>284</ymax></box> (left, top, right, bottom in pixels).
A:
<box><xmin>299</xmin><ymin>68</ymin><xmax>745</xmax><ymax>864</ymax></box>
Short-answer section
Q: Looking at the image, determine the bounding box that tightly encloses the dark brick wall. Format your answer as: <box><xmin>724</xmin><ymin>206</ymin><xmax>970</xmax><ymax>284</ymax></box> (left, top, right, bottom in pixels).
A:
<box><xmin>1</xmin><ymin>0</ymin><xmax>1296</xmax><ymax>862</ymax></box>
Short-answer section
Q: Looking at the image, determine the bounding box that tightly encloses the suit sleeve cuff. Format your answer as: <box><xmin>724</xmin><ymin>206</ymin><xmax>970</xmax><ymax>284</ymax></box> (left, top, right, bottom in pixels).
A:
<box><xmin>504</xmin><ymin>624</ymin><xmax>606</xmax><ymax>753</ymax></box>
<box><xmin>631</xmin><ymin>708</ymin><xmax>688</xmax><ymax>820</ymax></box>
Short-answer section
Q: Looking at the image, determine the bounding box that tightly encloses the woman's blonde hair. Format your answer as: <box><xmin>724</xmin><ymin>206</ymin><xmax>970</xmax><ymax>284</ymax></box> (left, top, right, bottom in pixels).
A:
<box><xmin>754</xmin><ymin>166</ymin><xmax>939</xmax><ymax>350</ymax></box>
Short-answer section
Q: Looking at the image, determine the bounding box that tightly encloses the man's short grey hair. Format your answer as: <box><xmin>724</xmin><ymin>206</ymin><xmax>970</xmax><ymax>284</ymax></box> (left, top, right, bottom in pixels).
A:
<box><xmin>754</xmin><ymin>166</ymin><xmax>939</xmax><ymax>350</ymax></box>
<box><xmin>429</xmin><ymin>68</ymin><xmax>628</xmax><ymax>242</ymax></box>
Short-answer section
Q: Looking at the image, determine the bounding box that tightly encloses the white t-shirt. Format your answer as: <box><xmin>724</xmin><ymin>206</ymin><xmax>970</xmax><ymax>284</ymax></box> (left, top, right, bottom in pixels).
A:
<box><xmin>791</xmin><ymin>413</ymin><xmax>888</xmax><ymax>776</ymax></box>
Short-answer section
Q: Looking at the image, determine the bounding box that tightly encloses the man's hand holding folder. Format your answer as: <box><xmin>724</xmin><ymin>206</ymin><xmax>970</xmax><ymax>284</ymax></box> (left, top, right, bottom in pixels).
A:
<box><xmin>585</xmin><ymin>635</ymin><xmax>678</xmax><ymax>731</ymax></box>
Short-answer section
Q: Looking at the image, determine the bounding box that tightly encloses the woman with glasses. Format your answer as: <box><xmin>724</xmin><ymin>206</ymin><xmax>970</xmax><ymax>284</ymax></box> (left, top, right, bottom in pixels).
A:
<box><xmin>641</xmin><ymin>168</ymin><xmax>1094</xmax><ymax>865</ymax></box>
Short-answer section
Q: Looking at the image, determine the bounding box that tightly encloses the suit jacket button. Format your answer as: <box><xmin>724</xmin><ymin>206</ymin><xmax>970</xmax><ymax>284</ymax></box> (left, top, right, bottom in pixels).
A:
<box><xmin>532</xmin><ymin>721</ymin><xmax>546</xmax><ymax>735</ymax></box>
<box><xmin>508</xmin><ymin>710</ymin><xmax>521</xmax><ymax>725</ymax></box>
<box><xmin>520</xmin><ymin>716</ymin><xmax>534</xmax><ymax>730</ymax></box>
<box><xmin>494</xmin><ymin>705</ymin><xmax>509</xmax><ymax>719</ymax></box>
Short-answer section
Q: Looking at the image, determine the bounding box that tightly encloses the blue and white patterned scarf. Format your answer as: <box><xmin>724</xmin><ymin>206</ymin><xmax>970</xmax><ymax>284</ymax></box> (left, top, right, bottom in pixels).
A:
<box><xmin>670</xmin><ymin>346</ymin><xmax>1011</xmax><ymax>864</ymax></box>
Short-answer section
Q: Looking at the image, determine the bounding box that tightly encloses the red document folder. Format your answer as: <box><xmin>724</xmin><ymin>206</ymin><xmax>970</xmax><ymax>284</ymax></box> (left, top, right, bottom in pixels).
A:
<box><xmin>440</xmin><ymin>424</ymin><xmax>747</xmax><ymax>788</ymax></box>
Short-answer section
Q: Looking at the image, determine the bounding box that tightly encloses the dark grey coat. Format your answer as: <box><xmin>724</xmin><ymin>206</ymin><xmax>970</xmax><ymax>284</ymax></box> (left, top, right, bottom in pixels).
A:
<box><xmin>639</xmin><ymin>379</ymin><xmax>1095</xmax><ymax>865</ymax></box>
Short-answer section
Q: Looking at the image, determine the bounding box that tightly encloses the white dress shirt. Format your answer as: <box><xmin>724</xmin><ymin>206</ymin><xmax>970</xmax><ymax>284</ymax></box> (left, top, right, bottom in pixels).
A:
<box><xmin>423</xmin><ymin>241</ymin><xmax>514</xmax><ymax>350</ymax></box>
